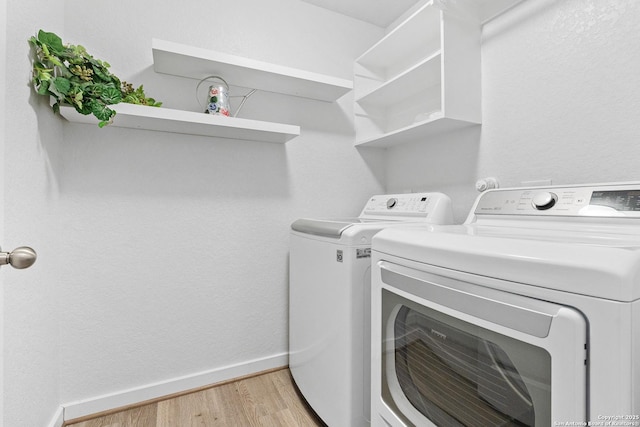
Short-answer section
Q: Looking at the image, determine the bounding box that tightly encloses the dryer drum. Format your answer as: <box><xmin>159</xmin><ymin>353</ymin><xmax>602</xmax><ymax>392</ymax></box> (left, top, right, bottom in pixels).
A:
<box><xmin>393</xmin><ymin>306</ymin><xmax>537</xmax><ymax>427</ymax></box>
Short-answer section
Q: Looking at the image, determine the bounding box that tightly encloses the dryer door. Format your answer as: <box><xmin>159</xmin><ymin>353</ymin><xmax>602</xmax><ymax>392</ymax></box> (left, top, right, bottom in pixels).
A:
<box><xmin>375</xmin><ymin>261</ymin><xmax>587</xmax><ymax>427</ymax></box>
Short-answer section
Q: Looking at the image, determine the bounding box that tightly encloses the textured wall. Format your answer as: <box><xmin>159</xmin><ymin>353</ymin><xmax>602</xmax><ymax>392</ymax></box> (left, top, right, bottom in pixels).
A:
<box><xmin>9</xmin><ymin>0</ymin><xmax>634</xmax><ymax>421</ymax></box>
<box><xmin>3</xmin><ymin>0</ymin><xmax>384</xmax><ymax>421</ymax></box>
<box><xmin>52</xmin><ymin>0</ymin><xmax>384</xmax><ymax>404</ymax></box>
<box><xmin>386</xmin><ymin>0</ymin><xmax>640</xmax><ymax>222</ymax></box>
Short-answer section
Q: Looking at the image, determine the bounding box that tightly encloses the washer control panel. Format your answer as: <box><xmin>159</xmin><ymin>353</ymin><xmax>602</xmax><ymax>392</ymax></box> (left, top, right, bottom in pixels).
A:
<box><xmin>362</xmin><ymin>192</ymin><xmax>450</xmax><ymax>217</ymax></box>
<box><xmin>364</xmin><ymin>194</ymin><xmax>431</xmax><ymax>215</ymax></box>
<box><xmin>475</xmin><ymin>184</ymin><xmax>640</xmax><ymax>217</ymax></box>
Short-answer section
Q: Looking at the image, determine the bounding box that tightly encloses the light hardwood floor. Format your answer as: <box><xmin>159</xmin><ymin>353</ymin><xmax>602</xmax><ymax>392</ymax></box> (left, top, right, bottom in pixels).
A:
<box><xmin>64</xmin><ymin>368</ymin><xmax>326</xmax><ymax>427</ymax></box>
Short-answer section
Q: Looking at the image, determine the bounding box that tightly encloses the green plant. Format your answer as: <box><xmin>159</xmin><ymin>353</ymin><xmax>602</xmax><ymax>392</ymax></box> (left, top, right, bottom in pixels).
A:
<box><xmin>29</xmin><ymin>30</ymin><xmax>161</xmax><ymax>127</ymax></box>
<box><xmin>121</xmin><ymin>81</ymin><xmax>162</xmax><ymax>107</ymax></box>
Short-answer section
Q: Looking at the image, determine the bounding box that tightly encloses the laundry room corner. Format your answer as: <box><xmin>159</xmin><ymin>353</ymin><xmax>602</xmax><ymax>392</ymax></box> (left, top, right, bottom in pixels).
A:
<box><xmin>479</xmin><ymin>0</ymin><xmax>640</xmax><ymax>185</ymax></box>
<box><xmin>384</xmin><ymin>0</ymin><xmax>640</xmax><ymax>221</ymax></box>
<box><xmin>384</xmin><ymin>126</ymin><xmax>481</xmax><ymax>223</ymax></box>
<box><xmin>3</xmin><ymin>0</ymin><xmax>388</xmax><ymax>419</ymax></box>
<box><xmin>6</xmin><ymin>0</ymin><xmax>640</xmax><ymax>425</ymax></box>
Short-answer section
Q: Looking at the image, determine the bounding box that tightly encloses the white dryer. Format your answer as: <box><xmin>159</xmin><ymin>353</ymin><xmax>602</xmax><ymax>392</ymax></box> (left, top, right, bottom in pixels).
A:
<box><xmin>289</xmin><ymin>192</ymin><xmax>453</xmax><ymax>427</ymax></box>
<box><xmin>371</xmin><ymin>183</ymin><xmax>640</xmax><ymax>427</ymax></box>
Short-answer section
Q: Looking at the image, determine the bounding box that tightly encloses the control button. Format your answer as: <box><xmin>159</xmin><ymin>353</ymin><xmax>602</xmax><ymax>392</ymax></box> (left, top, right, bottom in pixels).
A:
<box><xmin>531</xmin><ymin>192</ymin><xmax>558</xmax><ymax>210</ymax></box>
<box><xmin>386</xmin><ymin>198</ymin><xmax>398</xmax><ymax>209</ymax></box>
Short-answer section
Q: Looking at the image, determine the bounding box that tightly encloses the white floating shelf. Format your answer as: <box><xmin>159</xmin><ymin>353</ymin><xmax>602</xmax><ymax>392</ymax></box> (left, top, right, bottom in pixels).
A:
<box><xmin>356</xmin><ymin>3</ymin><xmax>441</xmax><ymax>71</ymax></box>
<box><xmin>355</xmin><ymin>116</ymin><xmax>479</xmax><ymax>148</ymax></box>
<box><xmin>356</xmin><ymin>52</ymin><xmax>441</xmax><ymax>106</ymax></box>
<box><xmin>57</xmin><ymin>103</ymin><xmax>300</xmax><ymax>144</ymax></box>
<box><xmin>152</xmin><ymin>39</ymin><xmax>353</xmax><ymax>102</ymax></box>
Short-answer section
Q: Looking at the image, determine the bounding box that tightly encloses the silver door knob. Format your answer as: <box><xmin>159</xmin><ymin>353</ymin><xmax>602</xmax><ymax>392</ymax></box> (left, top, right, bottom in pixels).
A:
<box><xmin>0</xmin><ymin>246</ymin><xmax>37</xmax><ymax>269</ymax></box>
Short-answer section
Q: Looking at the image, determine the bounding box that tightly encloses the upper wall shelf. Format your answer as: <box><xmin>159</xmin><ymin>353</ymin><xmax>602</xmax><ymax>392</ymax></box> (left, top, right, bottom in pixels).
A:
<box><xmin>356</xmin><ymin>5</ymin><xmax>441</xmax><ymax>76</ymax></box>
<box><xmin>353</xmin><ymin>2</ymin><xmax>481</xmax><ymax>148</ymax></box>
<box><xmin>57</xmin><ymin>102</ymin><xmax>300</xmax><ymax>144</ymax></box>
<box><xmin>152</xmin><ymin>39</ymin><xmax>353</xmax><ymax>102</ymax></box>
<box><xmin>355</xmin><ymin>116</ymin><xmax>478</xmax><ymax>148</ymax></box>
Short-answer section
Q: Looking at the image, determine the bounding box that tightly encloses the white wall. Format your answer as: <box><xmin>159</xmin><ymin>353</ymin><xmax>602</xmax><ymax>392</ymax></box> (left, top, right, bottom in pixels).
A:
<box><xmin>49</xmin><ymin>0</ymin><xmax>384</xmax><ymax>406</ymax></box>
<box><xmin>12</xmin><ymin>0</ymin><xmax>638</xmax><ymax>421</ymax></box>
<box><xmin>386</xmin><ymin>0</ymin><xmax>640</xmax><ymax>222</ymax></box>
<box><xmin>3</xmin><ymin>1</ymin><xmax>64</xmax><ymax>426</ymax></box>
<box><xmin>2</xmin><ymin>0</ymin><xmax>384</xmax><ymax>422</ymax></box>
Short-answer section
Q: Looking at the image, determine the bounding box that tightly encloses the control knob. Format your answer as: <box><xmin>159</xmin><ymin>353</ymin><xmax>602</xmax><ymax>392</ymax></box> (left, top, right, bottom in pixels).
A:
<box><xmin>531</xmin><ymin>191</ymin><xmax>557</xmax><ymax>210</ymax></box>
<box><xmin>386</xmin><ymin>198</ymin><xmax>398</xmax><ymax>209</ymax></box>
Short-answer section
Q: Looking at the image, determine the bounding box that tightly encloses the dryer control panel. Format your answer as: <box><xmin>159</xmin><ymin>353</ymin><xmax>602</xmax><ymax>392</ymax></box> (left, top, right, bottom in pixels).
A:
<box><xmin>474</xmin><ymin>183</ymin><xmax>640</xmax><ymax>217</ymax></box>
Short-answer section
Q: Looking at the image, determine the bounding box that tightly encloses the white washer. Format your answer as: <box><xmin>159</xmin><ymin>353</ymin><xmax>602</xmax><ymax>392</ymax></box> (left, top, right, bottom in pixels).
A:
<box><xmin>289</xmin><ymin>192</ymin><xmax>453</xmax><ymax>427</ymax></box>
<box><xmin>371</xmin><ymin>183</ymin><xmax>640</xmax><ymax>427</ymax></box>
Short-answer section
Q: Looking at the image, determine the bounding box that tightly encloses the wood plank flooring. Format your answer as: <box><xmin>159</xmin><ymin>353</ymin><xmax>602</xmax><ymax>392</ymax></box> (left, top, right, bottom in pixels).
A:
<box><xmin>64</xmin><ymin>368</ymin><xmax>326</xmax><ymax>427</ymax></box>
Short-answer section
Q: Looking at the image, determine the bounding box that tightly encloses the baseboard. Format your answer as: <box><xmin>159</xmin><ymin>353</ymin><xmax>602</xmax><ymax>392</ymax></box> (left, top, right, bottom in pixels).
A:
<box><xmin>46</xmin><ymin>406</ymin><xmax>64</xmax><ymax>427</ymax></box>
<box><xmin>61</xmin><ymin>352</ymin><xmax>289</xmax><ymax>422</ymax></box>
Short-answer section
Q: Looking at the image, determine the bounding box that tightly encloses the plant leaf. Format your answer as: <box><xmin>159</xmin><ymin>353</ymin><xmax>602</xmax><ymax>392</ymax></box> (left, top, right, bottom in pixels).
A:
<box><xmin>52</xmin><ymin>77</ymin><xmax>71</xmax><ymax>95</ymax></box>
<box><xmin>92</xmin><ymin>65</ymin><xmax>110</xmax><ymax>82</ymax></box>
<box><xmin>100</xmin><ymin>86</ymin><xmax>122</xmax><ymax>104</ymax></box>
<box><xmin>90</xmin><ymin>100</ymin><xmax>115</xmax><ymax>121</ymax></box>
<box><xmin>77</xmin><ymin>101</ymin><xmax>92</xmax><ymax>116</ymax></box>
<box><xmin>87</xmin><ymin>83</ymin><xmax>107</xmax><ymax>95</ymax></box>
<box><xmin>36</xmin><ymin>80</ymin><xmax>50</xmax><ymax>95</ymax></box>
<box><xmin>98</xmin><ymin>112</ymin><xmax>116</xmax><ymax>128</ymax></box>
<box><xmin>37</xmin><ymin>30</ymin><xmax>64</xmax><ymax>55</ymax></box>
<box><xmin>122</xmin><ymin>94</ymin><xmax>139</xmax><ymax>104</ymax></box>
<box><xmin>72</xmin><ymin>91</ymin><xmax>83</xmax><ymax>108</ymax></box>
